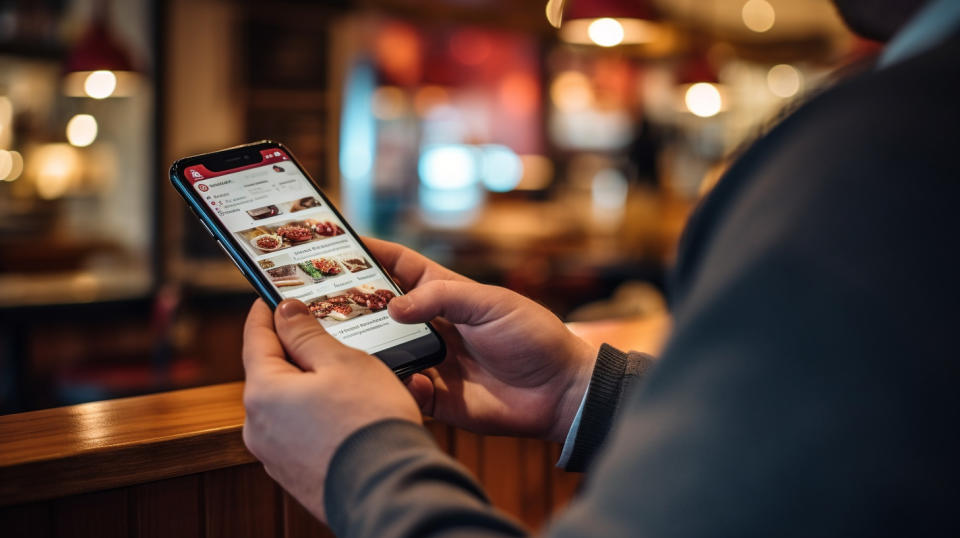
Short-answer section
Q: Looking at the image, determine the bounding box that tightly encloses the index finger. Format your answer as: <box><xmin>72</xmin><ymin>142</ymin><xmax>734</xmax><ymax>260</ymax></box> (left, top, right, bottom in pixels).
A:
<box><xmin>362</xmin><ymin>237</ymin><xmax>471</xmax><ymax>290</ymax></box>
<box><xmin>242</xmin><ymin>299</ymin><xmax>301</xmax><ymax>380</ymax></box>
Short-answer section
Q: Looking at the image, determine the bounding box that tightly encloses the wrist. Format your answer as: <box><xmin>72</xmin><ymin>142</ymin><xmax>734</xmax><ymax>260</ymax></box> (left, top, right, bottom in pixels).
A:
<box><xmin>546</xmin><ymin>336</ymin><xmax>597</xmax><ymax>443</ymax></box>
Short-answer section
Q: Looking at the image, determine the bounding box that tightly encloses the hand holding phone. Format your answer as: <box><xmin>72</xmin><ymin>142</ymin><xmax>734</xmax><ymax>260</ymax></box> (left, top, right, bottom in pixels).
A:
<box><xmin>170</xmin><ymin>141</ymin><xmax>445</xmax><ymax>376</ymax></box>
<box><xmin>366</xmin><ymin>237</ymin><xmax>599</xmax><ymax>443</ymax></box>
<box><xmin>242</xmin><ymin>297</ymin><xmax>423</xmax><ymax>522</ymax></box>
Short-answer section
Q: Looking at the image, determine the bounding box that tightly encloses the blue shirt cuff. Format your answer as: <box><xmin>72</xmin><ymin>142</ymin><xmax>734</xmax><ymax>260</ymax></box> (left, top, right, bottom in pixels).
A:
<box><xmin>556</xmin><ymin>385</ymin><xmax>590</xmax><ymax>468</ymax></box>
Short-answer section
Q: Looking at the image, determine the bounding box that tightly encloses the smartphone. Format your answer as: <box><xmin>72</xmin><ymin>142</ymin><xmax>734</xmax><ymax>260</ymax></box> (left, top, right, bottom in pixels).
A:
<box><xmin>170</xmin><ymin>140</ymin><xmax>445</xmax><ymax>376</ymax></box>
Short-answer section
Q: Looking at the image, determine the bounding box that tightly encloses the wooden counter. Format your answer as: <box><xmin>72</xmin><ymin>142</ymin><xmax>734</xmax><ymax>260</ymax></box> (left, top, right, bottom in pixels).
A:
<box><xmin>0</xmin><ymin>314</ymin><xmax>669</xmax><ymax>536</ymax></box>
<box><xmin>0</xmin><ymin>383</ymin><xmax>251</xmax><ymax>506</ymax></box>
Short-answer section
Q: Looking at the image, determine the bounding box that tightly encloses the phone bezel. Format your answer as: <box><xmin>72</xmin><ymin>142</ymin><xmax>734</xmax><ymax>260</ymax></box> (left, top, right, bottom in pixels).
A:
<box><xmin>169</xmin><ymin>140</ymin><xmax>445</xmax><ymax>377</ymax></box>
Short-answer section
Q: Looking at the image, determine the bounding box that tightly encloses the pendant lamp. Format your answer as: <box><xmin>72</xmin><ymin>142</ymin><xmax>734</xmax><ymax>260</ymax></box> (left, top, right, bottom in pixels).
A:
<box><xmin>676</xmin><ymin>53</ymin><xmax>726</xmax><ymax>118</ymax></box>
<box><xmin>63</xmin><ymin>1</ymin><xmax>139</xmax><ymax>99</ymax></box>
<box><xmin>546</xmin><ymin>0</ymin><xmax>666</xmax><ymax>47</ymax></box>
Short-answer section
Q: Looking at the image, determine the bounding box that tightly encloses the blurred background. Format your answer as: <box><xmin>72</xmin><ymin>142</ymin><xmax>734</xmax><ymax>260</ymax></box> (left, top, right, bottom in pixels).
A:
<box><xmin>0</xmin><ymin>0</ymin><xmax>877</xmax><ymax>413</ymax></box>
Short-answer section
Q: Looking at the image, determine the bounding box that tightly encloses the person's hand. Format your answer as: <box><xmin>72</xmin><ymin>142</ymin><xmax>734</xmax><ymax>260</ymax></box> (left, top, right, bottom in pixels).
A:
<box><xmin>241</xmin><ymin>299</ymin><xmax>421</xmax><ymax>522</ymax></box>
<box><xmin>365</xmin><ymin>238</ymin><xmax>598</xmax><ymax>443</ymax></box>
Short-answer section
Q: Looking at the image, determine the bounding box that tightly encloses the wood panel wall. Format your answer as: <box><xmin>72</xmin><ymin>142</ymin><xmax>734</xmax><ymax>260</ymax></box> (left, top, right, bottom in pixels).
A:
<box><xmin>0</xmin><ymin>425</ymin><xmax>578</xmax><ymax>537</ymax></box>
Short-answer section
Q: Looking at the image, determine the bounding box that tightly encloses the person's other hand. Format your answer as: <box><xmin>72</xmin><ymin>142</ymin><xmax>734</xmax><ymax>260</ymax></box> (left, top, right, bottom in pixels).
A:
<box><xmin>242</xmin><ymin>299</ymin><xmax>421</xmax><ymax>522</ymax></box>
<box><xmin>366</xmin><ymin>238</ymin><xmax>597</xmax><ymax>443</ymax></box>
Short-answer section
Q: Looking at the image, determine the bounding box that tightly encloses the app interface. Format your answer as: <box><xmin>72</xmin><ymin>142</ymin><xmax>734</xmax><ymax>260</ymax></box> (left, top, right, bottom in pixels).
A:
<box><xmin>185</xmin><ymin>149</ymin><xmax>432</xmax><ymax>354</ymax></box>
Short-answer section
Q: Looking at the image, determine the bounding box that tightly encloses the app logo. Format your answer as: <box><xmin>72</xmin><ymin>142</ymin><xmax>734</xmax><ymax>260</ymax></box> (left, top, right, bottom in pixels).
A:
<box><xmin>197</xmin><ymin>183</ymin><xmax>209</xmax><ymax>192</ymax></box>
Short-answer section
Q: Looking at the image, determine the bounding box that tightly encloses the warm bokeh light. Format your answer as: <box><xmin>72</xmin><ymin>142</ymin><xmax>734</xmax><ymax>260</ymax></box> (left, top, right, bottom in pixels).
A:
<box><xmin>560</xmin><ymin>18</ymin><xmax>666</xmax><ymax>47</ymax></box>
<box><xmin>83</xmin><ymin>70</ymin><xmax>117</xmax><ymax>99</ymax></box>
<box><xmin>0</xmin><ymin>96</ymin><xmax>11</xmax><ymax>125</ymax></box>
<box><xmin>0</xmin><ymin>149</ymin><xmax>11</xmax><ymax>179</ymax></box>
<box><xmin>0</xmin><ymin>96</ymin><xmax>12</xmax><ymax>148</ymax></box>
<box><xmin>499</xmin><ymin>72</ymin><xmax>539</xmax><ymax>117</ymax></box>
<box><xmin>63</xmin><ymin>70</ymin><xmax>139</xmax><ymax>98</ymax></box>
<box><xmin>1</xmin><ymin>150</ymin><xmax>23</xmax><ymax>182</ymax></box>
<box><xmin>29</xmin><ymin>143</ymin><xmax>83</xmax><ymax>199</ymax></box>
<box><xmin>767</xmin><ymin>64</ymin><xmax>802</xmax><ymax>98</ymax></box>
<box><xmin>550</xmin><ymin>71</ymin><xmax>593</xmax><ymax>111</ymax></box>
<box><xmin>66</xmin><ymin>114</ymin><xmax>99</xmax><ymax>147</ymax></box>
<box><xmin>516</xmin><ymin>155</ymin><xmax>554</xmax><ymax>190</ymax></box>
<box><xmin>371</xmin><ymin>86</ymin><xmax>408</xmax><ymax>120</ymax></box>
<box><xmin>742</xmin><ymin>0</ymin><xmax>776</xmax><ymax>33</ymax></box>
<box><xmin>375</xmin><ymin>22</ymin><xmax>422</xmax><ymax>85</ymax></box>
<box><xmin>413</xmin><ymin>85</ymin><xmax>449</xmax><ymax>116</ymax></box>
<box><xmin>588</xmin><ymin>18</ymin><xmax>625</xmax><ymax>47</ymax></box>
<box><xmin>684</xmin><ymin>83</ymin><xmax>723</xmax><ymax>118</ymax></box>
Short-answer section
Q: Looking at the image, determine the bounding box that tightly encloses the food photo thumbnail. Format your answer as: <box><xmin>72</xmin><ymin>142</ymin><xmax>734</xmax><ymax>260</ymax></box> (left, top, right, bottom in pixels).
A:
<box><xmin>289</xmin><ymin>196</ymin><xmax>321</xmax><ymax>212</ymax></box>
<box><xmin>259</xmin><ymin>253</ymin><xmax>350</xmax><ymax>289</ymax></box>
<box><xmin>298</xmin><ymin>257</ymin><xmax>345</xmax><ymax>281</ymax></box>
<box><xmin>336</xmin><ymin>251</ymin><xmax>372</xmax><ymax>273</ymax></box>
<box><xmin>243</xmin><ymin>197</ymin><xmax>324</xmax><ymax>221</ymax></box>
<box><xmin>235</xmin><ymin>214</ymin><xmax>346</xmax><ymax>255</ymax></box>
<box><xmin>247</xmin><ymin>204</ymin><xmax>280</xmax><ymax>220</ymax></box>
<box><xmin>258</xmin><ymin>255</ymin><xmax>310</xmax><ymax>288</ymax></box>
<box><xmin>306</xmin><ymin>281</ymin><xmax>397</xmax><ymax>327</ymax></box>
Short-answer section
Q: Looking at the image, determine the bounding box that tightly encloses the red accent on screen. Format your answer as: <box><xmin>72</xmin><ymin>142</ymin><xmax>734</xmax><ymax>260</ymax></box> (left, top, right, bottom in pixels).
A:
<box><xmin>185</xmin><ymin>149</ymin><xmax>290</xmax><ymax>184</ymax></box>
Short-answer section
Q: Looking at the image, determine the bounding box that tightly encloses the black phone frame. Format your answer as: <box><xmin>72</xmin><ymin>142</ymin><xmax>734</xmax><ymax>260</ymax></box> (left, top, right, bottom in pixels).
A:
<box><xmin>169</xmin><ymin>140</ymin><xmax>445</xmax><ymax>377</ymax></box>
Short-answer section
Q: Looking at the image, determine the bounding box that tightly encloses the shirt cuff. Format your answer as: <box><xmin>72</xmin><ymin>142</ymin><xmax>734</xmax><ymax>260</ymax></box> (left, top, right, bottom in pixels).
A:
<box><xmin>555</xmin><ymin>385</ymin><xmax>590</xmax><ymax>468</ymax></box>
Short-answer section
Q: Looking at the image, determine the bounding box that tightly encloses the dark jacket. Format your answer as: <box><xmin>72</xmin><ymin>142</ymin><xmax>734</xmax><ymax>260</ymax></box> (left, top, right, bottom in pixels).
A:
<box><xmin>324</xmin><ymin>31</ymin><xmax>960</xmax><ymax>538</ymax></box>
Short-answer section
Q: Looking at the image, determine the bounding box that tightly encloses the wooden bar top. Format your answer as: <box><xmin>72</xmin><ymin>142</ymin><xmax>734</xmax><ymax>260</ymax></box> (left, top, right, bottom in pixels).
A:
<box><xmin>567</xmin><ymin>312</ymin><xmax>670</xmax><ymax>357</ymax></box>
<box><xmin>0</xmin><ymin>314</ymin><xmax>670</xmax><ymax>507</ymax></box>
<box><xmin>0</xmin><ymin>382</ymin><xmax>252</xmax><ymax>506</ymax></box>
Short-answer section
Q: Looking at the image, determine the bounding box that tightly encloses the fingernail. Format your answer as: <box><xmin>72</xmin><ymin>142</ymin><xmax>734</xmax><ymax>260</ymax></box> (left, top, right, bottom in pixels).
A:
<box><xmin>278</xmin><ymin>300</ymin><xmax>309</xmax><ymax>320</ymax></box>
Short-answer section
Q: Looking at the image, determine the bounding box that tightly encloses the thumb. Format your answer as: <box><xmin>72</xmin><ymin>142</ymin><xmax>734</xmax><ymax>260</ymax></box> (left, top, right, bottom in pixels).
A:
<box><xmin>274</xmin><ymin>299</ymin><xmax>352</xmax><ymax>371</ymax></box>
<box><xmin>388</xmin><ymin>280</ymin><xmax>517</xmax><ymax>326</ymax></box>
<box><xmin>403</xmin><ymin>373</ymin><xmax>435</xmax><ymax>415</ymax></box>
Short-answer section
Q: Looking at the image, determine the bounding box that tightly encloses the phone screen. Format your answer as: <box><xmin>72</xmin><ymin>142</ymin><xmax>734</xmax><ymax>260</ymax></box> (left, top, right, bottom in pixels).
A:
<box><xmin>182</xmin><ymin>148</ymin><xmax>434</xmax><ymax>356</ymax></box>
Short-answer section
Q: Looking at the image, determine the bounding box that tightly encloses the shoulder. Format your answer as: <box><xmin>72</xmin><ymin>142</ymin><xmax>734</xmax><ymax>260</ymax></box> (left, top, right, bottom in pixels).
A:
<box><xmin>670</xmin><ymin>34</ymin><xmax>960</xmax><ymax>310</ymax></box>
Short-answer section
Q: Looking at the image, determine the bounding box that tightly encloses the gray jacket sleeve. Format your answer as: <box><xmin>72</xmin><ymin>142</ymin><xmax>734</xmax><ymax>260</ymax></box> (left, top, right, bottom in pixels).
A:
<box><xmin>563</xmin><ymin>344</ymin><xmax>656</xmax><ymax>472</ymax></box>
<box><xmin>325</xmin><ymin>419</ymin><xmax>528</xmax><ymax>538</ymax></box>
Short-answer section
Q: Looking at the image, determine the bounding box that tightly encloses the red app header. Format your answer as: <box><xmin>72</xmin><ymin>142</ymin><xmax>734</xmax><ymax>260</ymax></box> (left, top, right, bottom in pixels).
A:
<box><xmin>185</xmin><ymin>149</ymin><xmax>290</xmax><ymax>184</ymax></box>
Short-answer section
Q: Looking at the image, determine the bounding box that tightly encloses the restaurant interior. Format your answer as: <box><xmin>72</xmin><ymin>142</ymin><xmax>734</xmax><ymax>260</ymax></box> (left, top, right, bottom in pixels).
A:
<box><xmin>0</xmin><ymin>0</ymin><xmax>880</xmax><ymax>534</ymax></box>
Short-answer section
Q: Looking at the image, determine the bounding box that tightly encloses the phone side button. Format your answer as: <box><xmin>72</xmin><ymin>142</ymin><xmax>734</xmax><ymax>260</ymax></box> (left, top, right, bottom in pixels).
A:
<box><xmin>216</xmin><ymin>241</ymin><xmax>243</xmax><ymax>271</ymax></box>
<box><xmin>198</xmin><ymin>219</ymin><xmax>215</xmax><ymax>237</ymax></box>
<box><xmin>188</xmin><ymin>207</ymin><xmax>216</xmax><ymax>237</ymax></box>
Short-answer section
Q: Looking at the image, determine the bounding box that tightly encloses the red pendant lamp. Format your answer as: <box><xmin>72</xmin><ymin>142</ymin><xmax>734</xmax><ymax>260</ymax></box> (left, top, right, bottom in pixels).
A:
<box><xmin>63</xmin><ymin>0</ymin><xmax>139</xmax><ymax>99</ymax></box>
<box><xmin>676</xmin><ymin>53</ymin><xmax>726</xmax><ymax>118</ymax></box>
<box><xmin>546</xmin><ymin>0</ymin><xmax>666</xmax><ymax>47</ymax></box>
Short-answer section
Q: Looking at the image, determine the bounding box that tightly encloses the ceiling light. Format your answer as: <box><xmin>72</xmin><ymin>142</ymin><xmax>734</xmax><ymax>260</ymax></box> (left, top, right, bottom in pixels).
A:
<box><xmin>588</xmin><ymin>18</ymin><xmax>625</xmax><ymax>47</ymax></box>
<box><xmin>83</xmin><ymin>70</ymin><xmax>117</xmax><ymax>99</ymax></box>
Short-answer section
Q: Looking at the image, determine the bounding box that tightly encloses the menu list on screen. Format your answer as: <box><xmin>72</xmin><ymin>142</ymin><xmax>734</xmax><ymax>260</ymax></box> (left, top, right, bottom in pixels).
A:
<box><xmin>185</xmin><ymin>150</ymin><xmax>432</xmax><ymax>354</ymax></box>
